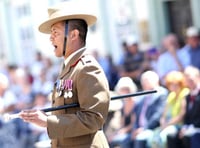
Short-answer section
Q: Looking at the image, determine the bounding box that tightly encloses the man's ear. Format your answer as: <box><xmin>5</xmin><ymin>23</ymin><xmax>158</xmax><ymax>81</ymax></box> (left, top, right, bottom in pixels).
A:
<box><xmin>71</xmin><ymin>29</ymin><xmax>79</xmax><ymax>40</ymax></box>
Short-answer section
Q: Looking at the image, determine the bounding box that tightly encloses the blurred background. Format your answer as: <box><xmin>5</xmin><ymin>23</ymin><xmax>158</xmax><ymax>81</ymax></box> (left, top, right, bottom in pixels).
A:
<box><xmin>0</xmin><ymin>0</ymin><xmax>200</xmax><ymax>148</ymax></box>
<box><xmin>1</xmin><ymin>0</ymin><xmax>199</xmax><ymax>66</ymax></box>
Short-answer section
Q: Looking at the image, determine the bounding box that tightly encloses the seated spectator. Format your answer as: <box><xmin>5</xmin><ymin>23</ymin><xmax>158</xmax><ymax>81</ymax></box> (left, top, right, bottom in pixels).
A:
<box><xmin>108</xmin><ymin>77</ymin><xmax>137</xmax><ymax>148</ymax></box>
<box><xmin>13</xmin><ymin>68</ymin><xmax>34</xmax><ymax>110</ymax></box>
<box><xmin>31</xmin><ymin>68</ymin><xmax>53</xmax><ymax>97</ymax></box>
<box><xmin>152</xmin><ymin>71</ymin><xmax>189</xmax><ymax>148</ymax></box>
<box><xmin>27</xmin><ymin>93</ymin><xmax>51</xmax><ymax>147</ymax></box>
<box><xmin>0</xmin><ymin>73</ymin><xmax>19</xmax><ymax>147</ymax></box>
<box><xmin>167</xmin><ymin>66</ymin><xmax>200</xmax><ymax>148</ymax></box>
<box><xmin>0</xmin><ymin>72</ymin><xmax>17</xmax><ymax>114</ymax></box>
<box><xmin>131</xmin><ymin>71</ymin><xmax>168</xmax><ymax>148</ymax></box>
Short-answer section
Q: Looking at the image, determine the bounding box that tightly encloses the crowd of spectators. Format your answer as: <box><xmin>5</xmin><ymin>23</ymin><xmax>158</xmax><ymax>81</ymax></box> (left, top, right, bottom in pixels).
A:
<box><xmin>0</xmin><ymin>26</ymin><xmax>200</xmax><ymax>148</ymax></box>
<box><xmin>0</xmin><ymin>51</ymin><xmax>60</xmax><ymax>148</ymax></box>
<box><xmin>105</xmin><ymin>26</ymin><xmax>200</xmax><ymax>148</ymax></box>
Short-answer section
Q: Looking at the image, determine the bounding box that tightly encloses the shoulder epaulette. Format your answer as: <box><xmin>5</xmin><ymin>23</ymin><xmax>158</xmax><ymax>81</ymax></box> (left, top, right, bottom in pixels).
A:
<box><xmin>80</xmin><ymin>54</ymin><xmax>93</xmax><ymax>65</ymax></box>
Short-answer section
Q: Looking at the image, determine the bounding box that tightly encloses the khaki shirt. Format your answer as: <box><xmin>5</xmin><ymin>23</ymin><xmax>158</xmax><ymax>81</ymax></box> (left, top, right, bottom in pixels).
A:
<box><xmin>47</xmin><ymin>48</ymin><xmax>110</xmax><ymax>148</ymax></box>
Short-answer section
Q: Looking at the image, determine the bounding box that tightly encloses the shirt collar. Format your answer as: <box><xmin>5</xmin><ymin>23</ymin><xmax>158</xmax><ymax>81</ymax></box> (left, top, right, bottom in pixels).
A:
<box><xmin>190</xmin><ymin>84</ymin><xmax>200</xmax><ymax>96</ymax></box>
<box><xmin>64</xmin><ymin>47</ymin><xmax>86</xmax><ymax>66</ymax></box>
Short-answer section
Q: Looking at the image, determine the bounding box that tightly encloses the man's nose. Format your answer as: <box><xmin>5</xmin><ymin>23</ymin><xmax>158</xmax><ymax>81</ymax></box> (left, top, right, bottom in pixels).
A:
<box><xmin>50</xmin><ymin>34</ymin><xmax>54</xmax><ymax>41</ymax></box>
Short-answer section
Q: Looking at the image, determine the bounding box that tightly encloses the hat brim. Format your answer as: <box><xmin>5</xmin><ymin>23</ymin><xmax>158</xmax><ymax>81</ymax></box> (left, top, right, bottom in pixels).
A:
<box><xmin>39</xmin><ymin>14</ymin><xmax>97</xmax><ymax>34</ymax></box>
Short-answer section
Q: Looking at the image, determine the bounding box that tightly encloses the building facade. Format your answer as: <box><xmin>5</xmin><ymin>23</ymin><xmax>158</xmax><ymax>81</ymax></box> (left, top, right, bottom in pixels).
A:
<box><xmin>147</xmin><ymin>0</ymin><xmax>200</xmax><ymax>47</ymax></box>
<box><xmin>0</xmin><ymin>0</ymin><xmax>140</xmax><ymax>66</ymax></box>
<box><xmin>1</xmin><ymin>0</ymin><xmax>199</xmax><ymax>66</ymax></box>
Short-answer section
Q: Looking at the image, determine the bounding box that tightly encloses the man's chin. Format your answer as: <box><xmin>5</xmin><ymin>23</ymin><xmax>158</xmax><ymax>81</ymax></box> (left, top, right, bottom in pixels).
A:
<box><xmin>54</xmin><ymin>49</ymin><xmax>63</xmax><ymax>57</ymax></box>
<box><xmin>55</xmin><ymin>53</ymin><xmax>63</xmax><ymax>58</ymax></box>
<box><xmin>55</xmin><ymin>55</ymin><xmax>63</xmax><ymax>58</ymax></box>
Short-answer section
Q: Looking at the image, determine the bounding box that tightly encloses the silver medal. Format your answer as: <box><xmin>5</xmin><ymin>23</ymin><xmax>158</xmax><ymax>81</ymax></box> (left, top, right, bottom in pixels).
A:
<box><xmin>59</xmin><ymin>90</ymin><xmax>62</xmax><ymax>96</ymax></box>
<box><xmin>64</xmin><ymin>92</ymin><xmax>68</xmax><ymax>98</ymax></box>
<box><xmin>68</xmin><ymin>91</ymin><xmax>73</xmax><ymax>98</ymax></box>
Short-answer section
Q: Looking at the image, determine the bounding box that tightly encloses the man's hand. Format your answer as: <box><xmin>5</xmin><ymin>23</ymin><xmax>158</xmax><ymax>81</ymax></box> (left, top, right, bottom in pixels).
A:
<box><xmin>131</xmin><ymin>127</ymin><xmax>144</xmax><ymax>139</ymax></box>
<box><xmin>20</xmin><ymin>110</ymin><xmax>48</xmax><ymax>127</ymax></box>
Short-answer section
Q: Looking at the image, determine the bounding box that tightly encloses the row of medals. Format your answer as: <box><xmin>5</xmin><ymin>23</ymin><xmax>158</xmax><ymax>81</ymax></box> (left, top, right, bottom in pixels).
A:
<box><xmin>56</xmin><ymin>79</ymin><xmax>73</xmax><ymax>99</ymax></box>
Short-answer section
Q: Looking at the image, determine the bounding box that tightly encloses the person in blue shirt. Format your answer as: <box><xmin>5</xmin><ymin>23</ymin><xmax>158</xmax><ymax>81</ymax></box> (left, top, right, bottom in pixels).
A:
<box><xmin>179</xmin><ymin>26</ymin><xmax>200</xmax><ymax>69</ymax></box>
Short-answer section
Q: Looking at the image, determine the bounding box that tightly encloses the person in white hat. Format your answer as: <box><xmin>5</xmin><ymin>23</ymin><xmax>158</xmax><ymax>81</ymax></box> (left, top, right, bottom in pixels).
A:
<box><xmin>20</xmin><ymin>1</ymin><xmax>110</xmax><ymax>147</ymax></box>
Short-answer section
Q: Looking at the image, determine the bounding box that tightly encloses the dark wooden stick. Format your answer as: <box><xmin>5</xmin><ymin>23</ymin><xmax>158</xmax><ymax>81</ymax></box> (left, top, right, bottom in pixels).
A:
<box><xmin>110</xmin><ymin>90</ymin><xmax>157</xmax><ymax>100</ymax></box>
<box><xmin>42</xmin><ymin>90</ymin><xmax>157</xmax><ymax>112</ymax></box>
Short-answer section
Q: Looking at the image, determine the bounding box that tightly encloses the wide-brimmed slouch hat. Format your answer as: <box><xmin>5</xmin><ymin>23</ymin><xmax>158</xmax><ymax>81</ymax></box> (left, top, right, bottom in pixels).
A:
<box><xmin>38</xmin><ymin>0</ymin><xmax>97</xmax><ymax>34</ymax></box>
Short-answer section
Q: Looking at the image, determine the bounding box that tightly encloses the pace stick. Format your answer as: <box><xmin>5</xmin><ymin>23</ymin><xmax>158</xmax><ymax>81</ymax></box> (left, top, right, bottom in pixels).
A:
<box><xmin>3</xmin><ymin>90</ymin><xmax>157</xmax><ymax>121</ymax></box>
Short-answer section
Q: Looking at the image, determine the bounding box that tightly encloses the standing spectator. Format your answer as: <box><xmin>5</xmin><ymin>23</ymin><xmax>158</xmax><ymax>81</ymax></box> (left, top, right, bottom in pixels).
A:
<box><xmin>13</xmin><ymin>68</ymin><xmax>34</xmax><ymax>110</ymax></box>
<box><xmin>145</xmin><ymin>47</ymin><xmax>160</xmax><ymax>72</ymax></box>
<box><xmin>92</xmin><ymin>50</ymin><xmax>119</xmax><ymax>90</ymax></box>
<box><xmin>43</xmin><ymin>57</ymin><xmax>59</xmax><ymax>82</ymax></box>
<box><xmin>105</xmin><ymin>54</ymin><xmax>119</xmax><ymax>90</ymax></box>
<box><xmin>30</xmin><ymin>51</ymin><xmax>44</xmax><ymax>79</ymax></box>
<box><xmin>179</xmin><ymin>26</ymin><xmax>200</xmax><ymax>69</ymax></box>
<box><xmin>118</xmin><ymin>40</ymin><xmax>129</xmax><ymax>66</ymax></box>
<box><xmin>91</xmin><ymin>50</ymin><xmax>109</xmax><ymax>72</ymax></box>
<box><xmin>119</xmin><ymin>35</ymin><xmax>146</xmax><ymax>89</ymax></box>
<box><xmin>156</xmin><ymin>33</ymin><xmax>184</xmax><ymax>85</ymax></box>
<box><xmin>31</xmin><ymin>68</ymin><xmax>53</xmax><ymax>96</ymax></box>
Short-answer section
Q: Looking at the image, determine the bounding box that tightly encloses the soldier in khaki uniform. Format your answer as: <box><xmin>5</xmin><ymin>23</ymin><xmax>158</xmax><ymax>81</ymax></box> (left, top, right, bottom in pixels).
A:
<box><xmin>20</xmin><ymin>1</ymin><xmax>110</xmax><ymax>147</ymax></box>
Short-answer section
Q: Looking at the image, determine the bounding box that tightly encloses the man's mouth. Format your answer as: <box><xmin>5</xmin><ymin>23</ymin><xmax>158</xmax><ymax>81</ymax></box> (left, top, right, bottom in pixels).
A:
<box><xmin>54</xmin><ymin>45</ymin><xmax>58</xmax><ymax>49</ymax></box>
